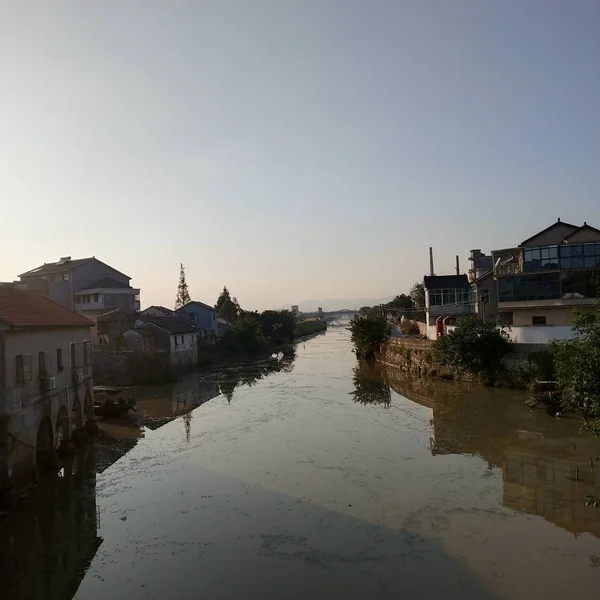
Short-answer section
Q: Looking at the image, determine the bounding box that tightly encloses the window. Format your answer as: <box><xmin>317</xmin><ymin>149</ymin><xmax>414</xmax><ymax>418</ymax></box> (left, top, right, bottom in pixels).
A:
<box><xmin>94</xmin><ymin>293</ymin><xmax>99</xmax><ymax>303</ymax></box>
<box><xmin>38</xmin><ymin>351</ymin><xmax>47</xmax><ymax>378</ymax></box>
<box><xmin>63</xmin><ymin>272</ymin><xmax>69</xmax><ymax>281</ymax></box>
<box><xmin>480</xmin><ymin>289</ymin><xmax>490</xmax><ymax>303</ymax></box>
<box><xmin>57</xmin><ymin>348</ymin><xmax>64</xmax><ymax>373</ymax></box>
<box><xmin>15</xmin><ymin>355</ymin><xmax>32</xmax><ymax>386</ymax></box>
<box><xmin>532</xmin><ymin>316</ymin><xmax>547</xmax><ymax>325</ymax></box>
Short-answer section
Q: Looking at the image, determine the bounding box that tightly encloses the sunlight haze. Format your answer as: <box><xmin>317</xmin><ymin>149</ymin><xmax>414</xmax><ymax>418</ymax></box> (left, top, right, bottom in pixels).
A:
<box><xmin>1</xmin><ymin>1</ymin><xmax>599</xmax><ymax>310</ymax></box>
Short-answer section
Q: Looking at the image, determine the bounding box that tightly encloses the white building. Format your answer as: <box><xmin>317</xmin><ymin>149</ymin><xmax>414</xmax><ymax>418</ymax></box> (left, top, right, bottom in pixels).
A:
<box><xmin>0</xmin><ymin>287</ymin><xmax>95</xmax><ymax>493</ymax></box>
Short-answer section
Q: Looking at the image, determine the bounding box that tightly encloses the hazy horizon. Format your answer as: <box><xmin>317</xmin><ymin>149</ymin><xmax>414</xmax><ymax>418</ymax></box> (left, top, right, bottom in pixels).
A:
<box><xmin>2</xmin><ymin>1</ymin><xmax>599</xmax><ymax>311</ymax></box>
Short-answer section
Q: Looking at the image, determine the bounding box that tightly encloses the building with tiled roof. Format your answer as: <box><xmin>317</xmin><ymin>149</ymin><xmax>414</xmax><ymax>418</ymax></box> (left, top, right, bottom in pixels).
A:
<box><xmin>0</xmin><ymin>287</ymin><xmax>95</xmax><ymax>494</ymax></box>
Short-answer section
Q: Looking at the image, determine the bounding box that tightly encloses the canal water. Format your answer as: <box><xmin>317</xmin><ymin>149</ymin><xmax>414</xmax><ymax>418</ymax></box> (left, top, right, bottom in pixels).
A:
<box><xmin>2</xmin><ymin>328</ymin><xmax>600</xmax><ymax>599</ymax></box>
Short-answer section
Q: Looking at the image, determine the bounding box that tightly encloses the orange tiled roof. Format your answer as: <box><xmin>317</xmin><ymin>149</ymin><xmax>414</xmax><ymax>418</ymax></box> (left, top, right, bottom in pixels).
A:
<box><xmin>0</xmin><ymin>287</ymin><xmax>94</xmax><ymax>330</ymax></box>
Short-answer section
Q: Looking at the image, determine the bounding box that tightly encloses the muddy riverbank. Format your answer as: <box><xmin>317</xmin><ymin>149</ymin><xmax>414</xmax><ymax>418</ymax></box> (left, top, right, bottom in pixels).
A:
<box><xmin>2</xmin><ymin>329</ymin><xmax>600</xmax><ymax>600</ymax></box>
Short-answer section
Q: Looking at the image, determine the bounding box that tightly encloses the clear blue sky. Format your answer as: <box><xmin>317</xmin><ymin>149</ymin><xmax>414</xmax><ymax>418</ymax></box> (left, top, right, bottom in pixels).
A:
<box><xmin>1</xmin><ymin>1</ymin><xmax>599</xmax><ymax>311</ymax></box>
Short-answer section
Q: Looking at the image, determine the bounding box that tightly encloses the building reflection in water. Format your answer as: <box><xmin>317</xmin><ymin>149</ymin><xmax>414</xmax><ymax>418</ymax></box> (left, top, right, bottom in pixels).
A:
<box><xmin>352</xmin><ymin>361</ymin><xmax>600</xmax><ymax>539</ymax></box>
<box><xmin>0</xmin><ymin>448</ymin><xmax>101</xmax><ymax>600</ymax></box>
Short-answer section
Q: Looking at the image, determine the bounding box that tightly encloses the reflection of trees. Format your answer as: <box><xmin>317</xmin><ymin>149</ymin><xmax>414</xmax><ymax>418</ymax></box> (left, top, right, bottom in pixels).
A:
<box><xmin>182</xmin><ymin>410</ymin><xmax>192</xmax><ymax>443</ymax></box>
<box><xmin>350</xmin><ymin>361</ymin><xmax>391</xmax><ymax>407</ymax></box>
<box><xmin>218</xmin><ymin>349</ymin><xmax>296</xmax><ymax>403</ymax></box>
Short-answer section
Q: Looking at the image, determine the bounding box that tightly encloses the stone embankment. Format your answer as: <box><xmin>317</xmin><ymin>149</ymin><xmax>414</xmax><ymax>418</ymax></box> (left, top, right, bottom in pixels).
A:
<box><xmin>379</xmin><ymin>337</ymin><xmax>548</xmax><ymax>387</ymax></box>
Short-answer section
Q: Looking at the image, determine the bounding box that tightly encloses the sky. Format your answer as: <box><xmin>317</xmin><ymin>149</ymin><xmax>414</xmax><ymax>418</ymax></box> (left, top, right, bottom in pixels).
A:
<box><xmin>1</xmin><ymin>1</ymin><xmax>599</xmax><ymax>311</ymax></box>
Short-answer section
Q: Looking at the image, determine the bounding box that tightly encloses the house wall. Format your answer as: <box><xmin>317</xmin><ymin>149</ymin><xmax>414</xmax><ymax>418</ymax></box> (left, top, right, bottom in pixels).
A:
<box><xmin>472</xmin><ymin>276</ymin><xmax>498</xmax><ymax>321</ymax></box>
<box><xmin>426</xmin><ymin>303</ymin><xmax>471</xmax><ymax>325</ymax></box>
<box><xmin>509</xmin><ymin>306</ymin><xmax>594</xmax><ymax>327</ymax></box>
<box><xmin>176</xmin><ymin>303</ymin><xmax>217</xmax><ymax>334</ymax></box>
<box><xmin>504</xmin><ymin>326</ymin><xmax>575</xmax><ymax>344</ymax></box>
<box><xmin>1</xmin><ymin>327</ymin><xmax>94</xmax><ymax>492</ymax></box>
<box><xmin>169</xmin><ymin>332</ymin><xmax>198</xmax><ymax>367</ymax></box>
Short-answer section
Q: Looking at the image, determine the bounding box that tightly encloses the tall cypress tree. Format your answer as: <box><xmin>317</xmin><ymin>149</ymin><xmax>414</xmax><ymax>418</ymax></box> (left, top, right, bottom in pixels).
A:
<box><xmin>175</xmin><ymin>263</ymin><xmax>191</xmax><ymax>309</ymax></box>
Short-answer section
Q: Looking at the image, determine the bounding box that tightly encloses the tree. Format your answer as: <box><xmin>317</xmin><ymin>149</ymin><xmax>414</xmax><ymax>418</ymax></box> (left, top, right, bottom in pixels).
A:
<box><xmin>410</xmin><ymin>282</ymin><xmax>426</xmax><ymax>322</ymax></box>
<box><xmin>175</xmin><ymin>263</ymin><xmax>191</xmax><ymax>309</ymax></box>
<box><xmin>215</xmin><ymin>286</ymin><xmax>240</xmax><ymax>322</ymax></box>
<box><xmin>433</xmin><ymin>316</ymin><xmax>512</xmax><ymax>380</ymax></box>
<box><xmin>259</xmin><ymin>310</ymin><xmax>296</xmax><ymax>344</ymax></box>
<box><xmin>349</xmin><ymin>312</ymin><xmax>391</xmax><ymax>359</ymax></box>
<box><xmin>551</xmin><ymin>308</ymin><xmax>600</xmax><ymax>421</ymax></box>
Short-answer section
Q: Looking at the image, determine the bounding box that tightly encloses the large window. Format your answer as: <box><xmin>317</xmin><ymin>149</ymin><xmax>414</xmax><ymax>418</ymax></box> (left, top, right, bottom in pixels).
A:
<box><xmin>499</xmin><ymin>273</ymin><xmax>561</xmax><ymax>302</ymax></box>
<box><xmin>561</xmin><ymin>270</ymin><xmax>600</xmax><ymax>299</ymax></box>
<box><xmin>429</xmin><ymin>288</ymin><xmax>470</xmax><ymax>307</ymax></box>
<box><xmin>524</xmin><ymin>243</ymin><xmax>600</xmax><ymax>272</ymax></box>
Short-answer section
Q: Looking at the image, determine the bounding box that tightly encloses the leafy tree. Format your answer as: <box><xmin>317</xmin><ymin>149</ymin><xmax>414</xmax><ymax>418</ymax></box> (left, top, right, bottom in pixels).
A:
<box><xmin>433</xmin><ymin>316</ymin><xmax>512</xmax><ymax>380</ymax></box>
<box><xmin>221</xmin><ymin>312</ymin><xmax>267</xmax><ymax>354</ymax></box>
<box><xmin>175</xmin><ymin>263</ymin><xmax>191</xmax><ymax>309</ymax></box>
<box><xmin>259</xmin><ymin>310</ymin><xmax>296</xmax><ymax>344</ymax></box>
<box><xmin>215</xmin><ymin>286</ymin><xmax>240</xmax><ymax>322</ymax></box>
<box><xmin>551</xmin><ymin>308</ymin><xmax>600</xmax><ymax>420</ymax></box>
<box><xmin>385</xmin><ymin>294</ymin><xmax>413</xmax><ymax>314</ymax></box>
<box><xmin>410</xmin><ymin>282</ymin><xmax>426</xmax><ymax>321</ymax></box>
<box><xmin>349</xmin><ymin>312</ymin><xmax>391</xmax><ymax>359</ymax></box>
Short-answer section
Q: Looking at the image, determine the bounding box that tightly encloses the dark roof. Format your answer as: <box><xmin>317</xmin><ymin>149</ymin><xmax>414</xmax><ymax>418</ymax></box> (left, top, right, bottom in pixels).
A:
<box><xmin>0</xmin><ymin>287</ymin><xmax>94</xmax><ymax>330</ymax></box>
<box><xmin>83</xmin><ymin>276</ymin><xmax>132</xmax><ymax>290</ymax></box>
<box><xmin>519</xmin><ymin>219</ymin><xmax>578</xmax><ymax>247</ymax></box>
<box><xmin>141</xmin><ymin>305</ymin><xmax>174</xmax><ymax>315</ymax></box>
<box><xmin>19</xmin><ymin>257</ymin><xmax>94</xmax><ymax>278</ymax></box>
<box><xmin>177</xmin><ymin>300</ymin><xmax>216</xmax><ymax>313</ymax></box>
<box><xmin>563</xmin><ymin>222</ymin><xmax>600</xmax><ymax>241</ymax></box>
<box><xmin>423</xmin><ymin>275</ymin><xmax>469</xmax><ymax>290</ymax></box>
<box><xmin>138</xmin><ymin>315</ymin><xmax>198</xmax><ymax>334</ymax></box>
<box><xmin>19</xmin><ymin>257</ymin><xmax>130</xmax><ymax>280</ymax></box>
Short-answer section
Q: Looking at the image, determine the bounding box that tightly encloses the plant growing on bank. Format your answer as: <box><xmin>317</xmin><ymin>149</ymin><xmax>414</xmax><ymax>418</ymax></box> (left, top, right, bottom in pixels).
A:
<box><xmin>350</xmin><ymin>311</ymin><xmax>391</xmax><ymax>359</ymax></box>
<box><xmin>433</xmin><ymin>316</ymin><xmax>512</xmax><ymax>381</ymax></box>
<box><xmin>215</xmin><ymin>286</ymin><xmax>241</xmax><ymax>322</ymax></box>
<box><xmin>551</xmin><ymin>308</ymin><xmax>600</xmax><ymax>422</ymax></box>
<box><xmin>175</xmin><ymin>263</ymin><xmax>191</xmax><ymax>309</ymax></box>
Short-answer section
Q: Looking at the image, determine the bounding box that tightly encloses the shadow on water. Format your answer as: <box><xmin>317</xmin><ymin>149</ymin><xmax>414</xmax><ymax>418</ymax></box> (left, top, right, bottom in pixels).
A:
<box><xmin>0</xmin><ymin>448</ymin><xmax>101</xmax><ymax>600</ymax></box>
<box><xmin>74</xmin><ymin>464</ymin><xmax>500</xmax><ymax>600</ymax></box>
<box><xmin>353</xmin><ymin>360</ymin><xmax>600</xmax><ymax>540</ymax></box>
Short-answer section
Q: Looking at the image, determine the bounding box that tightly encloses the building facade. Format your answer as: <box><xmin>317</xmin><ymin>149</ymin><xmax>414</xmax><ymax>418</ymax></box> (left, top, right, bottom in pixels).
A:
<box><xmin>135</xmin><ymin>315</ymin><xmax>199</xmax><ymax>367</ymax></box>
<box><xmin>17</xmin><ymin>257</ymin><xmax>140</xmax><ymax>317</ymax></box>
<box><xmin>423</xmin><ymin>274</ymin><xmax>471</xmax><ymax>339</ymax></box>
<box><xmin>0</xmin><ymin>288</ymin><xmax>95</xmax><ymax>493</ymax></box>
<box><xmin>492</xmin><ymin>219</ymin><xmax>600</xmax><ymax>329</ymax></box>
<box><xmin>175</xmin><ymin>301</ymin><xmax>217</xmax><ymax>338</ymax></box>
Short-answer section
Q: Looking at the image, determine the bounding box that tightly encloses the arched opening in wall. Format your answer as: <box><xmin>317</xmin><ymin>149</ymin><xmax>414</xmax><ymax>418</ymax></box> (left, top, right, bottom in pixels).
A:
<box><xmin>55</xmin><ymin>406</ymin><xmax>69</xmax><ymax>450</ymax></box>
<box><xmin>35</xmin><ymin>416</ymin><xmax>54</xmax><ymax>471</ymax></box>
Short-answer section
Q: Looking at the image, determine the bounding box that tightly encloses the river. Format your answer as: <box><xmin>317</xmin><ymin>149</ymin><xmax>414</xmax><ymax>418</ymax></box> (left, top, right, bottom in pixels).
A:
<box><xmin>2</xmin><ymin>328</ymin><xmax>600</xmax><ymax>599</ymax></box>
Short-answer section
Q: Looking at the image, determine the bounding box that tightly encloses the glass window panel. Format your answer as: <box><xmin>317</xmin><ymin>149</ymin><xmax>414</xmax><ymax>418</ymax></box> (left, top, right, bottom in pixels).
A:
<box><xmin>572</xmin><ymin>257</ymin><xmax>584</xmax><ymax>269</ymax></box>
<box><xmin>443</xmin><ymin>290</ymin><xmax>456</xmax><ymax>305</ymax></box>
<box><xmin>584</xmin><ymin>243</ymin><xmax>596</xmax><ymax>256</ymax></box>
<box><xmin>561</xmin><ymin>257</ymin><xmax>572</xmax><ymax>270</ymax></box>
<box><xmin>560</xmin><ymin>245</ymin><xmax>572</xmax><ymax>258</ymax></box>
<box><xmin>541</xmin><ymin>248</ymin><xmax>549</xmax><ymax>260</ymax></box>
<box><xmin>548</xmin><ymin>246</ymin><xmax>558</xmax><ymax>259</ymax></box>
<box><xmin>531</xmin><ymin>249</ymin><xmax>541</xmax><ymax>260</ymax></box>
<box><xmin>524</xmin><ymin>249</ymin><xmax>533</xmax><ymax>262</ymax></box>
<box><xmin>572</xmin><ymin>244</ymin><xmax>583</xmax><ymax>257</ymax></box>
<box><xmin>585</xmin><ymin>256</ymin><xmax>597</xmax><ymax>269</ymax></box>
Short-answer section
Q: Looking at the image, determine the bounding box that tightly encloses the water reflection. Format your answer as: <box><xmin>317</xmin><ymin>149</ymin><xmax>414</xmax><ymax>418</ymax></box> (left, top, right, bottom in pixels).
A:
<box><xmin>0</xmin><ymin>449</ymin><xmax>101</xmax><ymax>600</ymax></box>
<box><xmin>352</xmin><ymin>361</ymin><xmax>600</xmax><ymax>539</ymax></box>
<box><xmin>349</xmin><ymin>361</ymin><xmax>391</xmax><ymax>407</ymax></box>
<box><xmin>217</xmin><ymin>349</ymin><xmax>296</xmax><ymax>403</ymax></box>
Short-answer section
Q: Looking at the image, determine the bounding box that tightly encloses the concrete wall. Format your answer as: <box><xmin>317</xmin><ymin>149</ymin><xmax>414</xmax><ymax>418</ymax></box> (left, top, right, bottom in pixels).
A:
<box><xmin>169</xmin><ymin>332</ymin><xmax>198</xmax><ymax>367</ymax></box>
<box><xmin>2</xmin><ymin>327</ymin><xmax>94</xmax><ymax>492</ymax></box>
<box><xmin>505</xmin><ymin>325</ymin><xmax>574</xmax><ymax>344</ymax></box>
<box><xmin>509</xmin><ymin>306</ymin><xmax>594</xmax><ymax>327</ymax></box>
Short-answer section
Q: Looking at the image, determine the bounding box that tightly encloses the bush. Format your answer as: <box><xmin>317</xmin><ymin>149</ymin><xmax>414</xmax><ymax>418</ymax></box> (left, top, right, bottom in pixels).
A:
<box><xmin>293</xmin><ymin>320</ymin><xmax>327</xmax><ymax>338</ymax></box>
<box><xmin>433</xmin><ymin>316</ymin><xmax>512</xmax><ymax>380</ymax></box>
<box><xmin>399</xmin><ymin>320</ymin><xmax>420</xmax><ymax>335</ymax></box>
<box><xmin>349</xmin><ymin>312</ymin><xmax>391</xmax><ymax>359</ymax></box>
<box><xmin>551</xmin><ymin>308</ymin><xmax>600</xmax><ymax>419</ymax></box>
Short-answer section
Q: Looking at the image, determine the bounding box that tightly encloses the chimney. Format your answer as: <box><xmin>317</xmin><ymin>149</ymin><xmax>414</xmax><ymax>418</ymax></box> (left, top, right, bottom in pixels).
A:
<box><xmin>456</xmin><ymin>255</ymin><xmax>460</xmax><ymax>275</ymax></box>
<box><xmin>429</xmin><ymin>247</ymin><xmax>434</xmax><ymax>276</ymax></box>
